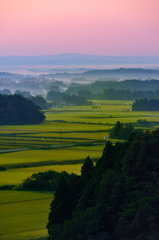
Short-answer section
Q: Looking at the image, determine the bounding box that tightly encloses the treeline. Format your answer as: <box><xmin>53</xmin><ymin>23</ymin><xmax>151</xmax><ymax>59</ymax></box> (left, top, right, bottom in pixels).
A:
<box><xmin>0</xmin><ymin>89</ymin><xmax>11</xmax><ymax>95</ymax></box>
<box><xmin>14</xmin><ymin>90</ymin><xmax>48</xmax><ymax>109</ymax></box>
<box><xmin>46</xmin><ymin>91</ymin><xmax>66</xmax><ymax>101</ymax></box>
<box><xmin>77</xmin><ymin>88</ymin><xmax>159</xmax><ymax>100</ymax></box>
<box><xmin>47</xmin><ymin>129</ymin><xmax>159</xmax><ymax>240</ymax></box>
<box><xmin>66</xmin><ymin>79</ymin><xmax>159</xmax><ymax>95</ymax></box>
<box><xmin>46</xmin><ymin>91</ymin><xmax>91</xmax><ymax>105</ymax></box>
<box><xmin>132</xmin><ymin>98</ymin><xmax>159</xmax><ymax>111</ymax></box>
<box><xmin>102</xmin><ymin>89</ymin><xmax>157</xmax><ymax>100</ymax></box>
<box><xmin>14</xmin><ymin>170</ymin><xmax>71</xmax><ymax>191</ymax></box>
<box><xmin>110</xmin><ymin>121</ymin><xmax>134</xmax><ymax>139</ymax></box>
<box><xmin>0</xmin><ymin>94</ymin><xmax>45</xmax><ymax>125</ymax></box>
<box><xmin>63</xmin><ymin>94</ymin><xmax>91</xmax><ymax>105</ymax></box>
<box><xmin>66</xmin><ymin>79</ymin><xmax>159</xmax><ymax>100</ymax></box>
<box><xmin>28</xmin><ymin>95</ymin><xmax>48</xmax><ymax>109</ymax></box>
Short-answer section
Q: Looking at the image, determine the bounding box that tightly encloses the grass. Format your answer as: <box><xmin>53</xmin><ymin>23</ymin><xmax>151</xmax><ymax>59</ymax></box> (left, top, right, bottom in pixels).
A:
<box><xmin>0</xmin><ymin>148</ymin><xmax>102</xmax><ymax>167</ymax></box>
<box><xmin>0</xmin><ymin>190</ymin><xmax>52</xmax><ymax>240</ymax></box>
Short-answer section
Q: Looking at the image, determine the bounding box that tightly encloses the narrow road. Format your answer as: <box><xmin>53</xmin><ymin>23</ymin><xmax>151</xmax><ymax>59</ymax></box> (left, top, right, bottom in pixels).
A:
<box><xmin>0</xmin><ymin>144</ymin><xmax>75</xmax><ymax>154</ymax></box>
<box><xmin>0</xmin><ymin>148</ymin><xmax>30</xmax><ymax>154</ymax></box>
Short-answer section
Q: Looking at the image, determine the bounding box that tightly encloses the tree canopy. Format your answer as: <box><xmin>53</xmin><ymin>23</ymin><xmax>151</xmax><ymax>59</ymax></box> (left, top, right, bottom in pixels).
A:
<box><xmin>63</xmin><ymin>94</ymin><xmax>90</xmax><ymax>105</ymax></box>
<box><xmin>110</xmin><ymin>121</ymin><xmax>134</xmax><ymax>139</ymax></box>
<box><xmin>0</xmin><ymin>94</ymin><xmax>45</xmax><ymax>125</ymax></box>
<box><xmin>132</xmin><ymin>98</ymin><xmax>159</xmax><ymax>111</ymax></box>
<box><xmin>66</xmin><ymin>79</ymin><xmax>159</xmax><ymax>100</ymax></box>
<box><xmin>47</xmin><ymin>129</ymin><xmax>159</xmax><ymax>240</ymax></box>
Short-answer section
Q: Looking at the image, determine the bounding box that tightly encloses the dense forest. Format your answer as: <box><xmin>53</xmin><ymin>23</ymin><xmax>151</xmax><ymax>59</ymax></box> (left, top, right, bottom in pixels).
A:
<box><xmin>77</xmin><ymin>88</ymin><xmax>159</xmax><ymax>100</ymax></box>
<box><xmin>46</xmin><ymin>91</ymin><xmax>90</xmax><ymax>105</ymax></box>
<box><xmin>110</xmin><ymin>121</ymin><xmax>134</xmax><ymax>139</ymax></box>
<box><xmin>47</xmin><ymin>129</ymin><xmax>159</xmax><ymax>240</ymax></box>
<box><xmin>66</xmin><ymin>80</ymin><xmax>159</xmax><ymax>101</ymax></box>
<box><xmin>132</xmin><ymin>99</ymin><xmax>159</xmax><ymax>111</ymax></box>
<box><xmin>1</xmin><ymin>78</ymin><xmax>159</xmax><ymax>102</ymax></box>
<box><xmin>66</xmin><ymin>80</ymin><xmax>159</xmax><ymax>95</ymax></box>
<box><xmin>0</xmin><ymin>94</ymin><xmax>45</xmax><ymax>125</ymax></box>
<box><xmin>15</xmin><ymin>170</ymin><xmax>71</xmax><ymax>191</ymax></box>
<box><xmin>46</xmin><ymin>91</ymin><xmax>66</xmax><ymax>101</ymax></box>
<box><xmin>63</xmin><ymin>94</ymin><xmax>90</xmax><ymax>105</ymax></box>
<box><xmin>28</xmin><ymin>95</ymin><xmax>48</xmax><ymax>109</ymax></box>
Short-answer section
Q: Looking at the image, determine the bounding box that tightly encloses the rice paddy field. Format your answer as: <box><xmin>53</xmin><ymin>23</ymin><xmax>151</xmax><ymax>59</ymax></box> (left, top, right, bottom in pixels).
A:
<box><xmin>0</xmin><ymin>164</ymin><xmax>84</xmax><ymax>186</ymax></box>
<box><xmin>1</xmin><ymin>100</ymin><xmax>159</xmax><ymax>240</ymax></box>
<box><xmin>0</xmin><ymin>148</ymin><xmax>102</xmax><ymax>166</ymax></box>
<box><xmin>0</xmin><ymin>102</ymin><xmax>159</xmax><ymax>150</ymax></box>
<box><xmin>0</xmin><ymin>190</ymin><xmax>52</xmax><ymax>240</ymax></box>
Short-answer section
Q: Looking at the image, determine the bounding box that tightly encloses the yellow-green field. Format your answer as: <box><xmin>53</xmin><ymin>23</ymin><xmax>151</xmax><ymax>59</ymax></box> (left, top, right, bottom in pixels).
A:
<box><xmin>0</xmin><ymin>111</ymin><xmax>159</xmax><ymax>150</ymax></box>
<box><xmin>1</xmin><ymin>100</ymin><xmax>159</xmax><ymax>240</ymax></box>
<box><xmin>0</xmin><ymin>147</ymin><xmax>102</xmax><ymax>166</ymax></box>
<box><xmin>48</xmin><ymin>100</ymin><xmax>133</xmax><ymax>112</ymax></box>
<box><xmin>0</xmin><ymin>122</ymin><xmax>110</xmax><ymax>149</ymax></box>
<box><xmin>0</xmin><ymin>190</ymin><xmax>52</xmax><ymax>240</ymax></box>
<box><xmin>0</xmin><ymin>164</ymin><xmax>85</xmax><ymax>186</ymax></box>
<box><xmin>0</xmin><ymin>121</ymin><xmax>109</xmax><ymax>132</ymax></box>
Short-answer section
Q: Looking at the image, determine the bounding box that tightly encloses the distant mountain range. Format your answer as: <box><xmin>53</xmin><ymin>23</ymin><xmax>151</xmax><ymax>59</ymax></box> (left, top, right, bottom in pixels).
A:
<box><xmin>0</xmin><ymin>53</ymin><xmax>159</xmax><ymax>66</ymax></box>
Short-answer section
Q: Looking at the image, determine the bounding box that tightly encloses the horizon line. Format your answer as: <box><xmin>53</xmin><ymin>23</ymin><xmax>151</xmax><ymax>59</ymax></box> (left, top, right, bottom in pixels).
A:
<box><xmin>1</xmin><ymin>53</ymin><xmax>159</xmax><ymax>57</ymax></box>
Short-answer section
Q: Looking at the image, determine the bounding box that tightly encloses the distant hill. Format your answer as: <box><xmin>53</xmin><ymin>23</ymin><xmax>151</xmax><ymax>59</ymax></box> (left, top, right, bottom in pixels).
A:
<box><xmin>66</xmin><ymin>79</ymin><xmax>159</xmax><ymax>97</ymax></box>
<box><xmin>0</xmin><ymin>94</ymin><xmax>45</xmax><ymax>125</ymax></box>
<box><xmin>40</xmin><ymin>68</ymin><xmax>159</xmax><ymax>80</ymax></box>
<box><xmin>0</xmin><ymin>53</ymin><xmax>159</xmax><ymax>66</ymax></box>
<box><xmin>82</xmin><ymin>68</ymin><xmax>159</xmax><ymax>79</ymax></box>
<box><xmin>1</xmin><ymin>68</ymin><xmax>159</xmax><ymax>82</ymax></box>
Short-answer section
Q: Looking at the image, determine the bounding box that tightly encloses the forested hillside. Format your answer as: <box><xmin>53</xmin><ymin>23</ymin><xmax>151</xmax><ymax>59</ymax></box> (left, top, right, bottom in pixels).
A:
<box><xmin>0</xmin><ymin>94</ymin><xmax>45</xmax><ymax>125</ymax></box>
<box><xmin>66</xmin><ymin>80</ymin><xmax>159</xmax><ymax>100</ymax></box>
<box><xmin>132</xmin><ymin>98</ymin><xmax>159</xmax><ymax>111</ymax></box>
<box><xmin>47</xmin><ymin>129</ymin><xmax>159</xmax><ymax>240</ymax></box>
<box><xmin>66</xmin><ymin>80</ymin><xmax>159</xmax><ymax>95</ymax></box>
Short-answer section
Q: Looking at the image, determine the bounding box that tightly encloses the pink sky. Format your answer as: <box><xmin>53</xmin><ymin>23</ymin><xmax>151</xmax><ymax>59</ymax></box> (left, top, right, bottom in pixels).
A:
<box><xmin>0</xmin><ymin>0</ymin><xmax>159</xmax><ymax>56</ymax></box>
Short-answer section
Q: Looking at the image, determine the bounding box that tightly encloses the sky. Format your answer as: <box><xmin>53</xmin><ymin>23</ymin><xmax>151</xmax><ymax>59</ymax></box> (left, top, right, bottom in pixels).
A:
<box><xmin>0</xmin><ymin>0</ymin><xmax>159</xmax><ymax>56</ymax></box>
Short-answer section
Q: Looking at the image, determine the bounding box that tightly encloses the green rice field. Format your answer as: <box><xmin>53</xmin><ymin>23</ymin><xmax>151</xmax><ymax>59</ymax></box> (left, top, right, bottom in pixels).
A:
<box><xmin>0</xmin><ymin>122</ymin><xmax>110</xmax><ymax>150</ymax></box>
<box><xmin>0</xmin><ymin>164</ymin><xmax>83</xmax><ymax>186</ymax></box>
<box><xmin>0</xmin><ymin>147</ymin><xmax>102</xmax><ymax>166</ymax></box>
<box><xmin>0</xmin><ymin>190</ymin><xmax>52</xmax><ymax>240</ymax></box>
<box><xmin>1</xmin><ymin>100</ymin><xmax>159</xmax><ymax>239</ymax></box>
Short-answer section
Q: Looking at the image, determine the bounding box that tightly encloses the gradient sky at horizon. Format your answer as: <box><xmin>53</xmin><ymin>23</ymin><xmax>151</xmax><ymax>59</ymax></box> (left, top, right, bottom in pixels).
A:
<box><xmin>0</xmin><ymin>0</ymin><xmax>159</xmax><ymax>56</ymax></box>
